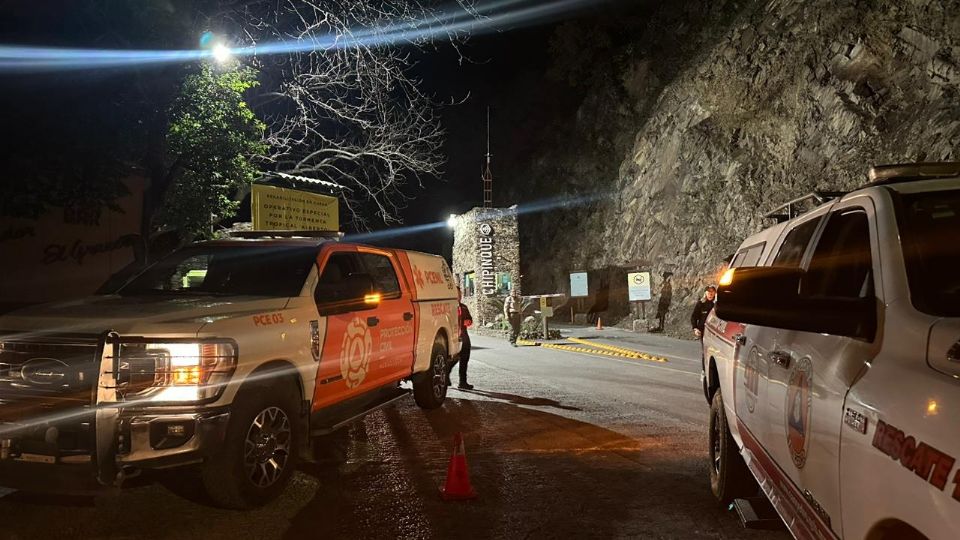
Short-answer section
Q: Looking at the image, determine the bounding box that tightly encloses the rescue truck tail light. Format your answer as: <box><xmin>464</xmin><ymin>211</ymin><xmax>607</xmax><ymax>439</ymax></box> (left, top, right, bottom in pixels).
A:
<box><xmin>114</xmin><ymin>340</ymin><xmax>238</xmax><ymax>402</ymax></box>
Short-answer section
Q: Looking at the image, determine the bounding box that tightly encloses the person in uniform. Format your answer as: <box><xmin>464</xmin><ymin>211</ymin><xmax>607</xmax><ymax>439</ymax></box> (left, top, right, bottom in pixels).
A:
<box><xmin>690</xmin><ymin>285</ymin><xmax>716</xmax><ymax>339</ymax></box>
<box><xmin>651</xmin><ymin>271</ymin><xmax>673</xmax><ymax>332</ymax></box>
<box><xmin>504</xmin><ymin>288</ymin><xmax>522</xmax><ymax>346</ymax></box>
<box><xmin>448</xmin><ymin>287</ymin><xmax>474</xmax><ymax>389</ymax></box>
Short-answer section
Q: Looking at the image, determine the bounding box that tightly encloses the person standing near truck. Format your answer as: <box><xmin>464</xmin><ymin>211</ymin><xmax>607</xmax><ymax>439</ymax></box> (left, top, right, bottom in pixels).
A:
<box><xmin>504</xmin><ymin>288</ymin><xmax>522</xmax><ymax>346</ymax></box>
<box><xmin>448</xmin><ymin>287</ymin><xmax>475</xmax><ymax>389</ymax></box>
<box><xmin>690</xmin><ymin>285</ymin><xmax>716</xmax><ymax>339</ymax></box>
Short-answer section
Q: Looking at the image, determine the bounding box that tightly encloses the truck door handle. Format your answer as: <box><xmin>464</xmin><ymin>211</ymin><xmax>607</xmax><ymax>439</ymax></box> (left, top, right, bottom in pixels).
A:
<box><xmin>403</xmin><ymin>312</ymin><xmax>414</xmax><ymax>321</ymax></box>
<box><xmin>734</xmin><ymin>334</ymin><xmax>747</xmax><ymax>346</ymax></box>
<box><xmin>770</xmin><ymin>351</ymin><xmax>791</xmax><ymax>368</ymax></box>
<box><xmin>367</xmin><ymin>316</ymin><xmax>380</xmax><ymax>327</ymax></box>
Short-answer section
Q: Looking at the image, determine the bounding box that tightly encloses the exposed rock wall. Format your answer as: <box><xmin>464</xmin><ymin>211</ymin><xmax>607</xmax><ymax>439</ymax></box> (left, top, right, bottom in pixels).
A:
<box><xmin>516</xmin><ymin>0</ymin><xmax>960</xmax><ymax>336</ymax></box>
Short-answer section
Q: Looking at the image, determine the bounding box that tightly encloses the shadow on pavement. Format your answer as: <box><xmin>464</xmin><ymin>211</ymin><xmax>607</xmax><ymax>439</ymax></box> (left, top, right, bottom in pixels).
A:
<box><xmin>282</xmin><ymin>399</ymin><xmax>774</xmax><ymax>540</ymax></box>
<box><xmin>457</xmin><ymin>388</ymin><xmax>582</xmax><ymax>411</ymax></box>
<box><xmin>0</xmin><ymin>400</ymin><xmax>779</xmax><ymax>540</ymax></box>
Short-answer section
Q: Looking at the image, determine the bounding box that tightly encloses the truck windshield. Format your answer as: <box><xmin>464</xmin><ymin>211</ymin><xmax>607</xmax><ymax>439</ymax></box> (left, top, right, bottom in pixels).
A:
<box><xmin>896</xmin><ymin>189</ymin><xmax>960</xmax><ymax>317</ymax></box>
<box><xmin>117</xmin><ymin>245</ymin><xmax>317</xmax><ymax>298</ymax></box>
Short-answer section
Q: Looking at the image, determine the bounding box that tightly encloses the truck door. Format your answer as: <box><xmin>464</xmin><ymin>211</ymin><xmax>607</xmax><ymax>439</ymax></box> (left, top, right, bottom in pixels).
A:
<box><xmin>721</xmin><ymin>241</ymin><xmax>771</xmax><ymax>436</ymax></box>
<box><xmin>764</xmin><ymin>202</ymin><xmax>879</xmax><ymax>537</ymax></box>
<box><xmin>357</xmin><ymin>249</ymin><xmax>416</xmax><ymax>387</ymax></box>
<box><xmin>312</xmin><ymin>248</ymin><xmax>382</xmax><ymax>410</ymax></box>
<box><xmin>737</xmin><ymin>216</ymin><xmax>821</xmax><ymax>463</ymax></box>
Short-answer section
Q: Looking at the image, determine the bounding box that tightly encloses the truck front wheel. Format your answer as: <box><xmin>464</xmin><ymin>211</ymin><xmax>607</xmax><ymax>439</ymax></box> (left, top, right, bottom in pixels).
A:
<box><xmin>202</xmin><ymin>380</ymin><xmax>302</xmax><ymax>509</ymax></box>
<box><xmin>709</xmin><ymin>389</ymin><xmax>756</xmax><ymax>506</ymax></box>
<box><xmin>413</xmin><ymin>336</ymin><xmax>448</xmax><ymax>409</ymax></box>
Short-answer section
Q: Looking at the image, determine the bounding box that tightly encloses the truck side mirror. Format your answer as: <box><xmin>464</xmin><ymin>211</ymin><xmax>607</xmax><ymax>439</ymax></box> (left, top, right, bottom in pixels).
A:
<box><xmin>317</xmin><ymin>273</ymin><xmax>380</xmax><ymax>315</ymax></box>
<box><xmin>716</xmin><ymin>267</ymin><xmax>876</xmax><ymax>340</ymax></box>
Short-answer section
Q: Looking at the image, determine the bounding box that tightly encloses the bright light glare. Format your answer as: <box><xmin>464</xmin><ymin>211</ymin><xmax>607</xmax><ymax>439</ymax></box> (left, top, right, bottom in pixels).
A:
<box><xmin>212</xmin><ymin>43</ymin><xmax>232</xmax><ymax>63</ymax></box>
<box><xmin>447</xmin><ymin>214</ymin><xmax>458</xmax><ymax>228</ymax></box>
<box><xmin>173</xmin><ymin>366</ymin><xmax>202</xmax><ymax>385</ymax></box>
<box><xmin>147</xmin><ymin>343</ymin><xmax>201</xmax><ymax>366</ymax></box>
<box><xmin>343</xmin><ymin>190</ymin><xmax>616</xmax><ymax>244</ymax></box>
<box><xmin>0</xmin><ymin>0</ymin><xmax>602</xmax><ymax>72</ymax></box>
<box><xmin>719</xmin><ymin>268</ymin><xmax>735</xmax><ymax>287</ymax></box>
<box><xmin>151</xmin><ymin>386</ymin><xmax>201</xmax><ymax>402</ymax></box>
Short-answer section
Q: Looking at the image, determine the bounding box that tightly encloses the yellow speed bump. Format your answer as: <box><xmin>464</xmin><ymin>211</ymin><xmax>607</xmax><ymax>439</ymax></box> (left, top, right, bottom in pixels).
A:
<box><xmin>566</xmin><ymin>337</ymin><xmax>668</xmax><ymax>363</ymax></box>
<box><xmin>515</xmin><ymin>338</ymin><xmax>667</xmax><ymax>363</ymax></box>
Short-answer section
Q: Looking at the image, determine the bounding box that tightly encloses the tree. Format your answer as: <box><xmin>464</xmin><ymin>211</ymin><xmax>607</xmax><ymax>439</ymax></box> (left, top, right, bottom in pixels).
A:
<box><xmin>158</xmin><ymin>65</ymin><xmax>267</xmax><ymax>239</ymax></box>
<box><xmin>1</xmin><ymin>0</ymin><xmax>474</xmax><ymax>247</ymax></box>
<box><xmin>222</xmin><ymin>0</ymin><xmax>469</xmax><ymax>227</ymax></box>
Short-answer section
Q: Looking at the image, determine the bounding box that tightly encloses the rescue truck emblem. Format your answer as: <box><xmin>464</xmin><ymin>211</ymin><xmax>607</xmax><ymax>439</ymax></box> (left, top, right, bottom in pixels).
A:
<box><xmin>785</xmin><ymin>356</ymin><xmax>813</xmax><ymax>469</ymax></box>
<box><xmin>340</xmin><ymin>316</ymin><xmax>373</xmax><ymax>388</ymax></box>
<box><xmin>412</xmin><ymin>266</ymin><xmax>426</xmax><ymax>289</ymax></box>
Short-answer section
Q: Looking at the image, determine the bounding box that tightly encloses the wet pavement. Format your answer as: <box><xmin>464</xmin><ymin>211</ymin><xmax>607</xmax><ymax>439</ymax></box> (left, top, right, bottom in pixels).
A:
<box><xmin>0</xmin><ymin>329</ymin><xmax>787</xmax><ymax>540</ymax></box>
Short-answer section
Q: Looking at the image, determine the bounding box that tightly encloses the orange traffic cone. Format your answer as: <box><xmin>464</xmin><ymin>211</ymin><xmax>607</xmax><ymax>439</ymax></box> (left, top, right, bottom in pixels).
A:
<box><xmin>440</xmin><ymin>432</ymin><xmax>477</xmax><ymax>501</ymax></box>
<box><xmin>596</xmin><ymin>316</ymin><xmax>603</xmax><ymax>330</ymax></box>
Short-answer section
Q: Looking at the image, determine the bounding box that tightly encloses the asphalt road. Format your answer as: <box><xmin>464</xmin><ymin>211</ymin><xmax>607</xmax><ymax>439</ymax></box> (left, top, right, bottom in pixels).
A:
<box><xmin>0</xmin><ymin>327</ymin><xmax>788</xmax><ymax>540</ymax></box>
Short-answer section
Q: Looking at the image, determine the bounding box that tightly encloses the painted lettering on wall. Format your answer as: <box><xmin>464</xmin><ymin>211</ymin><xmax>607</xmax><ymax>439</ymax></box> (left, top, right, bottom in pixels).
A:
<box><xmin>0</xmin><ymin>225</ymin><xmax>35</xmax><ymax>243</ymax></box>
<box><xmin>63</xmin><ymin>203</ymin><xmax>102</xmax><ymax>226</ymax></box>
<box><xmin>478</xmin><ymin>222</ymin><xmax>495</xmax><ymax>296</ymax></box>
<box><xmin>42</xmin><ymin>236</ymin><xmax>137</xmax><ymax>265</ymax></box>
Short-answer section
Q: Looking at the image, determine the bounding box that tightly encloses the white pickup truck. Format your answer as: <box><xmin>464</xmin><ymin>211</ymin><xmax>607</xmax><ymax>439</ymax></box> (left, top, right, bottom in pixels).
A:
<box><xmin>0</xmin><ymin>233</ymin><xmax>460</xmax><ymax>508</ymax></box>
<box><xmin>703</xmin><ymin>163</ymin><xmax>960</xmax><ymax>540</ymax></box>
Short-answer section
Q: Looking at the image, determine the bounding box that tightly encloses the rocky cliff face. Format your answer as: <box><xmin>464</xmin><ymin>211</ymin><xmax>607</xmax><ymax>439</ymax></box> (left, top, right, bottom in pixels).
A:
<box><xmin>514</xmin><ymin>0</ymin><xmax>960</xmax><ymax>335</ymax></box>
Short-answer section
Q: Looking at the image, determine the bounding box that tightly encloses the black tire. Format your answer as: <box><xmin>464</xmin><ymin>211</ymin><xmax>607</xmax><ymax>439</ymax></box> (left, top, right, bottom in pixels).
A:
<box><xmin>413</xmin><ymin>335</ymin><xmax>448</xmax><ymax>409</ymax></box>
<box><xmin>709</xmin><ymin>389</ymin><xmax>756</xmax><ymax>506</ymax></box>
<box><xmin>201</xmin><ymin>379</ymin><xmax>302</xmax><ymax>509</ymax></box>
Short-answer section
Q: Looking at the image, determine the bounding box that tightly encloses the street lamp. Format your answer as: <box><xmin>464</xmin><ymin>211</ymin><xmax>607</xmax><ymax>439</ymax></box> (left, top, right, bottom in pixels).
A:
<box><xmin>211</xmin><ymin>43</ymin><xmax>233</xmax><ymax>64</ymax></box>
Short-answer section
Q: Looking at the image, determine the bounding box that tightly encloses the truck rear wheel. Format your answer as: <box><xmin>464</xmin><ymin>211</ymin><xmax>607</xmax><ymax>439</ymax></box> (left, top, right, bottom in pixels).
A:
<box><xmin>202</xmin><ymin>379</ymin><xmax>302</xmax><ymax>509</ymax></box>
<box><xmin>413</xmin><ymin>336</ymin><xmax>448</xmax><ymax>409</ymax></box>
<box><xmin>709</xmin><ymin>389</ymin><xmax>756</xmax><ymax>506</ymax></box>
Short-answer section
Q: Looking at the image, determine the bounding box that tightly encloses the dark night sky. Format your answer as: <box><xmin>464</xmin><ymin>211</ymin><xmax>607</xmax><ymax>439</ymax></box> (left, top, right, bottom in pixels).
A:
<box><xmin>0</xmin><ymin>1</ymin><xmax>629</xmax><ymax>256</ymax></box>
<box><xmin>394</xmin><ymin>24</ymin><xmax>559</xmax><ymax>255</ymax></box>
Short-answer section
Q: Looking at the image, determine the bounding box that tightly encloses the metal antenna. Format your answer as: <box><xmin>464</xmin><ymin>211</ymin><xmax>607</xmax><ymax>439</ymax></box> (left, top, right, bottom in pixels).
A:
<box><xmin>486</xmin><ymin>107</ymin><xmax>491</xmax><ymax>162</ymax></box>
<box><xmin>483</xmin><ymin>107</ymin><xmax>493</xmax><ymax>208</ymax></box>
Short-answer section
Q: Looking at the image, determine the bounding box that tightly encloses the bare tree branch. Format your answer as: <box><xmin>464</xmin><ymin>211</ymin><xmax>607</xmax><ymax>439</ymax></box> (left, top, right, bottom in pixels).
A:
<box><xmin>219</xmin><ymin>0</ymin><xmax>478</xmax><ymax>228</ymax></box>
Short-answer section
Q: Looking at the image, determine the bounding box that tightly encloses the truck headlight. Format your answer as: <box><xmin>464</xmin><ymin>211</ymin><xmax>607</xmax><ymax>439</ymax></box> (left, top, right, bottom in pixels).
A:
<box><xmin>116</xmin><ymin>340</ymin><xmax>237</xmax><ymax>403</ymax></box>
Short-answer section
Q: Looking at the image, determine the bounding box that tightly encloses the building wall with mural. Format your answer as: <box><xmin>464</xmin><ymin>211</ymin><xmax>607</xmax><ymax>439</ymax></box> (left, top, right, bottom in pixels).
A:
<box><xmin>451</xmin><ymin>206</ymin><xmax>521</xmax><ymax>327</ymax></box>
<box><xmin>0</xmin><ymin>177</ymin><xmax>145</xmax><ymax>312</ymax></box>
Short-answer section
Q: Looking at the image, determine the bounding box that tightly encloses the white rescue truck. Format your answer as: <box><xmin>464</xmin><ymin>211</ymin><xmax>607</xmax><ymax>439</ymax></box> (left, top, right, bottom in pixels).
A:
<box><xmin>0</xmin><ymin>232</ymin><xmax>460</xmax><ymax>508</ymax></box>
<box><xmin>703</xmin><ymin>163</ymin><xmax>960</xmax><ymax>540</ymax></box>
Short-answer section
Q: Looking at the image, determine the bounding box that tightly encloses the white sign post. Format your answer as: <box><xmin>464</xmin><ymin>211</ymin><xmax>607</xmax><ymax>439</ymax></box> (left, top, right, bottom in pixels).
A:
<box><xmin>627</xmin><ymin>271</ymin><xmax>652</xmax><ymax>301</ymax></box>
<box><xmin>569</xmin><ymin>272</ymin><xmax>588</xmax><ymax>297</ymax></box>
<box><xmin>569</xmin><ymin>272</ymin><xmax>588</xmax><ymax>323</ymax></box>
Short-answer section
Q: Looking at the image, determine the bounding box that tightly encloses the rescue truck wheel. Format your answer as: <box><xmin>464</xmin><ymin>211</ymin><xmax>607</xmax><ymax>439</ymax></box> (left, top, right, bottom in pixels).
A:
<box><xmin>413</xmin><ymin>335</ymin><xmax>448</xmax><ymax>409</ymax></box>
<box><xmin>709</xmin><ymin>389</ymin><xmax>756</xmax><ymax>506</ymax></box>
<box><xmin>202</xmin><ymin>378</ymin><xmax>302</xmax><ymax>509</ymax></box>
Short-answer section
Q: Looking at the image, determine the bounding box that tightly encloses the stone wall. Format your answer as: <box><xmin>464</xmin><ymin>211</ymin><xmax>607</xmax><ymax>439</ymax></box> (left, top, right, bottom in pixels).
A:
<box><xmin>451</xmin><ymin>206</ymin><xmax>521</xmax><ymax>327</ymax></box>
<box><xmin>513</xmin><ymin>0</ymin><xmax>960</xmax><ymax>336</ymax></box>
